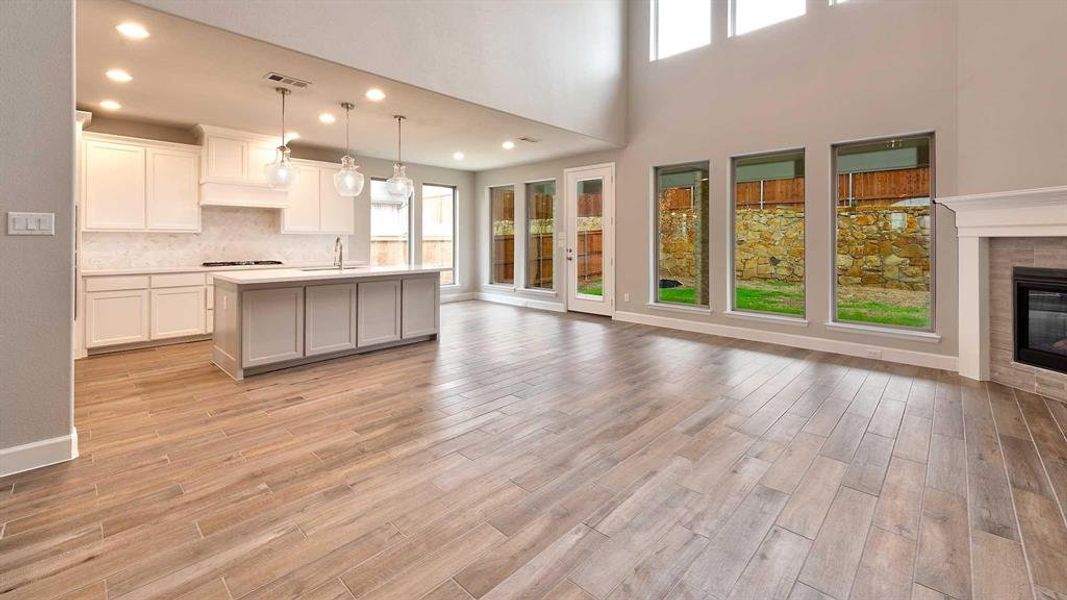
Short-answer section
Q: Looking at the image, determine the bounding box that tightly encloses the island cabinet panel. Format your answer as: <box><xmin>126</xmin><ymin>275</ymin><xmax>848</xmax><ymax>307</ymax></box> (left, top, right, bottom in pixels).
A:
<box><xmin>306</xmin><ymin>283</ymin><xmax>358</xmax><ymax>356</ymax></box>
<box><xmin>150</xmin><ymin>286</ymin><xmax>206</xmax><ymax>339</ymax></box>
<box><xmin>358</xmin><ymin>280</ymin><xmax>401</xmax><ymax>347</ymax></box>
<box><xmin>242</xmin><ymin>287</ymin><xmax>305</xmax><ymax>367</ymax></box>
<box><xmin>402</xmin><ymin>277</ymin><xmax>439</xmax><ymax>338</ymax></box>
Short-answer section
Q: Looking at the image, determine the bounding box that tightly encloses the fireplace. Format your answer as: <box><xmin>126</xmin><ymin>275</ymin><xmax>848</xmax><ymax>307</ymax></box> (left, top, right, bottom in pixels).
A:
<box><xmin>1014</xmin><ymin>267</ymin><xmax>1067</xmax><ymax>374</ymax></box>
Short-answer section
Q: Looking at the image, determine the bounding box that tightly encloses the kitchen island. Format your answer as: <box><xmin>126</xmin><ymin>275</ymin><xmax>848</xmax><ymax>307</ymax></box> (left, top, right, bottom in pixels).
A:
<box><xmin>211</xmin><ymin>265</ymin><xmax>442</xmax><ymax>380</ymax></box>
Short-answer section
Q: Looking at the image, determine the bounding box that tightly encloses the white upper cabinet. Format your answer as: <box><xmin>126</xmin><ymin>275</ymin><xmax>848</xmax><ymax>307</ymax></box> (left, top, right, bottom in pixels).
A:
<box><xmin>282</xmin><ymin>164</ymin><xmax>321</xmax><ymax>233</ymax></box>
<box><xmin>318</xmin><ymin>166</ymin><xmax>356</xmax><ymax>234</ymax></box>
<box><xmin>82</xmin><ymin>134</ymin><xmax>199</xmax><ymax>233</ymax></box>
<box><xmin>246</xmin><ymin>141</ymin><xmax>279</xmax><ymax>186</ymax></box>
<box><xmin>203</xmin><ymin>134</ymin><xmax>247</xmax><ymax>182</ymax></box>
<box><xmin>146</xmin><ymin>148</ymin><xmax>199</xmax><ymax>231</ymax></box>
<box><xmin>281</xmin><ymin>162</ymin><xmax>355</xmax><ymax>235</ymax></box>
<box><xmin>83</xmin><ymin>139</ymin><xmax>147</xmax><ymax>230</ymax></box>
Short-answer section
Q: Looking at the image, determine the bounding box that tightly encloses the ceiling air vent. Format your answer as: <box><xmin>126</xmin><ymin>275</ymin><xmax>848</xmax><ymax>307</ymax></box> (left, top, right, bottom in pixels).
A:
<box><xmin>518</xmin><ymin>136</ymin><xmax>541</xmax><ymax>144</ymax></box>
<box><xmin>263</xmin><ymin>72</ymin><xmax>311</xmax><ymax>89</ymax></box>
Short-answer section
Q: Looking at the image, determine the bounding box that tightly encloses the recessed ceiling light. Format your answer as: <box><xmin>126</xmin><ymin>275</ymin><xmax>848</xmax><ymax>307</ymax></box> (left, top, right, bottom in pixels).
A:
<box><xmin>105</xmin><ymin>69</ymin><xmax>132</xmax><ymax>83</ymax></box>
<box><xmin>502</xmin><ymin>140</ymin><xmax>515</xmax><ymax>150</ymax></box>
<box><xmin>100</xmin><ymin>99</ymin><xmax>122</xmax><ymax>111</ymax></box>
<box><xmin>318</xmin><ymin>112</ymin><xmax>336</xmax><ymax>124</ymax></box>
<box><xmin>115</xmin><ymin>22</ymin><xmax>150</xmax><ymax>40</ymax></box>
<box><xmin>365</xmin><ymin>88</ymin><xmax>386</xmax><ymax>102</ymax></box>
<box><xmin>285</xmin><ymin>131</ymin><xmax>300</xmax><ymax>142</ymax></box>
<box><xmin>453</xmin><ymin>152</ymin><xmax>465</xmax><ymax>160</ymax></box>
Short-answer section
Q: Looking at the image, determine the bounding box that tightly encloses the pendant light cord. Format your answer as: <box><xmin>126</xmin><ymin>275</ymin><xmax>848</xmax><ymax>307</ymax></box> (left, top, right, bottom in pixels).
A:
<box><xmin>280</xmin><ymin>90</ymin><xmax>286</xmax><ymax>146</ymax></box>
<box><xmin>345</xmin><ymin>106</ymin><xmax>351</xmax><ymax>155</ymax></box>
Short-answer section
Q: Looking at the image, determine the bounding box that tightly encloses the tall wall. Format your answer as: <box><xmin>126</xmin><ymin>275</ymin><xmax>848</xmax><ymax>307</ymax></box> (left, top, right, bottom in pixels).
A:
<box><xmin>956</xmin><ymin>0</ymin><xmax>1067</xmax><ymax>195</ymax></box>
<box><xmin>132</xmin><ymin>0</ymin><xmax>627</xmax><ymax>145</ymax></box>
<box><xmin>476</xmin><ymin>0</ymin><xmax>961</xmax><ymax>363</ymax></box>
<box><xmin>0</xmin><ymin>1</ymin><xmax>76</xmax><ymax>467</ymax></box>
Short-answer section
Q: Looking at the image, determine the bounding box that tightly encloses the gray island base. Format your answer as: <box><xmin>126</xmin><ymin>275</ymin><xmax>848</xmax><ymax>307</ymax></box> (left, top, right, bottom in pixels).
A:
<box><xmin>210</xmin><ymin>266</ymin><xmax>442</xmax><ymax>380</ymax></box>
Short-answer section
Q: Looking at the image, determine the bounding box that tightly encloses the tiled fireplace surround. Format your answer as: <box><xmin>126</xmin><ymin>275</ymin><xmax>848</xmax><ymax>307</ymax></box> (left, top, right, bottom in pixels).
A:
<box><xmin>943</xmin><ymin>186</ymin><xmax>1067</xmax><ymax>402</ymax></box>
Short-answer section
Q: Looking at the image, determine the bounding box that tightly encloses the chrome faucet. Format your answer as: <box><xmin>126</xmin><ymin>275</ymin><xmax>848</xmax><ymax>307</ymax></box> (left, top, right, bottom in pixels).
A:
<box><xmin>333</xmin><ymin>236</ymin><xmax>344</xmax><ymax>269</ymax></box>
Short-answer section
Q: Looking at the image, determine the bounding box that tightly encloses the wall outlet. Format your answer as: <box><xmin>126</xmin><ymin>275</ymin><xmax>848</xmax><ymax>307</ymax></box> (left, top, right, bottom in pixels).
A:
<box><xmin>7</xmin><ymin>212</ymin><xmax>55</xmax><ymax>236</ymax></box>
<box><xmin>623</xmin><ymin>292</ymin><xmax>630</xmax><ymax>302</ymax></box>
<box><xmin>865</xmin><ymin>348</ymin><xmax>883</xmax><ymax>359</ymax></box>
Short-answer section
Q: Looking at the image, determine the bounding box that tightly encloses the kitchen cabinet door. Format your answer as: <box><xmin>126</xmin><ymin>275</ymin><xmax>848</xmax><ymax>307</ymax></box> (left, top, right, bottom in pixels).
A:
<box><xmin>150</xmin><ymin>286</ymin><xmax>206</xmax><ymax>339</ymax></box>
<box><xmin>146</xmin><ymin>148</ymin><xmax>199</xmax><ymax>232</ymax></box>
<box><xmin>402</xmin><ymin>277</ymin><xmax>439</xmax><ymax>338</ymax></box>
<box><xmin>319</xmin><ymin>166</ymin><xmax>356</xmax><ymax>234</ymax></box>
<box><xmin>86</xmin><ymin>289</ymin><xmax>149</xmax><ymax>347</ymax></box>
<box><xmin>306</xmin><ymin>283</ymin><xmax>358</xmax><ymax>355</ymax></box>
<box><xmin>242</xmin><ymin>287</ymin><xmax>304</xmax><ymax>367</ymax></box>
<box><xmin>203</xmin><ymin>134</ymin><xmax>247</xmax><ymax>182</ymax></box>
<box><xmin>83</xmin><ymin>139</ymin><xmax>146</xmax><ymax>230</ymax></box>
<box><xmin>247</xmin><ymin>141</ymin><xmax>280</xmax><ymax>186</ymax></box>
<box><xmin>357</xmin><ymin>280</ymin><xmax>401</xmax><ymax>347</ymax></box>
<box><xmin>281</xmin><ymin>166</ymin><xmax>321</xmax><ymax>233</ymax></box>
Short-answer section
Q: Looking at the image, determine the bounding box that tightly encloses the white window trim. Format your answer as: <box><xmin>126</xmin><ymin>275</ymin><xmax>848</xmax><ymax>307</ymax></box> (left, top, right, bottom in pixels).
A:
<box><xmin>421</xmin><ymin>182</ymin><xmax>459</xmax><ymax>288</ymax></box>
<box><xmin>486</xmin><ymin>183</ymin><xmax>518</xmax><ymax>289</ymax></box>
<box><xmin>521</xmin><ymin>178</ymin><xmax>558</xmax><ymax>294</ymax></box>
<box><xmin>649</xmin><ymin>161</ymin><xmax>713</xmax><ymax>312</ymax></box>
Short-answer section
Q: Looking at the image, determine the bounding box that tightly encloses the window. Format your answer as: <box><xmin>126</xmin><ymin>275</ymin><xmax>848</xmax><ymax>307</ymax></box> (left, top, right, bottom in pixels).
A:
<box><xmin>370</xmin><ymin>178</ymin><xmax>409</xmax><ymax>266</ymax></box>
<box><xmin>490</xmin><ymin>185</ymin><xmax>515</xmax><ymax>286</ymax></box>
<box><xmin>576</xmin><ymin>179</ymin><xmax>604</xmax><ymax>297</ymax></box>
<box><xmin>650</xmin><ymin>0</ymin><xmax>711</xmax><ymax>61</ymax></box>
<box><xmin>833</xmin><ymin>134</ymin><xmax>933</xmax><ymax>330</ymax></box>
<box><xmin>654</xmin><ymin>162</ymin><xmax>709</xmax><ymax>307</ymax></box>
<box><xmin>732</xmin><ymin>150</ymin><xmax>805</xmax><ymax>317</ymax></box>
<box><xmin>525</xmin><ymin>181</ymin><xmax>555</xmax><ymax>290</ymax></box>
<box><xmin>731</xmin><ymin>0</ymin><xmax>805</xmax><ymax>36</ymax></box>
<box><xmin>422</xmin><ymin>184</ymin><xmax>456</xmax><ymax>286</ymax></box>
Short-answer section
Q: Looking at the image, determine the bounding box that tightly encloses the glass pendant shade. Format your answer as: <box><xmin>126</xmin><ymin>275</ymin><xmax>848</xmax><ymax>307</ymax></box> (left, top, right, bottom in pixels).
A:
<box><xmin>265</xmin><ymin>145</ymin><xmax>300</xmax><ymax>189</ymax></box>
<box><xmin>385</xmin><ymin>163</ymin><xmax>413</xmax><ymax>204</ymax></box>
<box><xmin>333</xmin><ymin>155</ymin><xmax>365</xmax><ymax>197</ymax></box>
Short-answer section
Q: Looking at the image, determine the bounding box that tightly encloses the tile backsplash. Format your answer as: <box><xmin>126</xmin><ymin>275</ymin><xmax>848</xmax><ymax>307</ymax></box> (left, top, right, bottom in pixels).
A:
<box><xmin>81</xmin><ymin>207</ymin><xmax>361</xmax><ymax>270</ymax></box>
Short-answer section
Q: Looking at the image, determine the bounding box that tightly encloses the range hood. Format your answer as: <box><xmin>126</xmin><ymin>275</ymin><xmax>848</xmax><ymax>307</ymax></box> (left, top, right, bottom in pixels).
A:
<box><xmin>194</xmin><ymin>125</ymin><xmax>289</xmax><ymax>209</ymax></box>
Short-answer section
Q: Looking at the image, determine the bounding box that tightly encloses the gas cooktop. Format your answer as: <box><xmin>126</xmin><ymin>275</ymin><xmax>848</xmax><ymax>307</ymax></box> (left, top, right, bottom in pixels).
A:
<box><xmin>201</xmin><ymin>260</ymin><xmax>283</xmax><ymax>267</ymax></box>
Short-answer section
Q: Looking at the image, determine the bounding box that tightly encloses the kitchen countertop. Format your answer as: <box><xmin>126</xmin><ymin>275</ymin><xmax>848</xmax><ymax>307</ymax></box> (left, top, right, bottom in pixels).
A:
<box><xmin>211</xmin><ymin>265</ymin><xmax>445</xmax><ymax>285</ymax></box>
<box><xmin>80</xmin><ymin>262</ymin><xmax>369</xmax><ymax>276</ymax></box>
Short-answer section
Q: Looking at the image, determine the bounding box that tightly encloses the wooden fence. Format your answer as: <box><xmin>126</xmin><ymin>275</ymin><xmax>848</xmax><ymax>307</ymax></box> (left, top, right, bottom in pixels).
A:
<box><xmin>492</xmin><ymin>232</ymin><xmax>602</xmax><ymax>288</ymax></box>
<box><xmin>734</xmin><ymin>166</ymin><xmax>930</xmax><ymax>208</ymax></box>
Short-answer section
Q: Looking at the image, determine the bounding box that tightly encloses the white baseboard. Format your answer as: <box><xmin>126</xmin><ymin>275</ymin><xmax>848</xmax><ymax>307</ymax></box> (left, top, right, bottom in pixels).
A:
<box><xmin>0</xmin><ymin>428</ymin><xmax>79</xmax><ymax>479</ymax></box>
<box><xmin>476</xmin><ymin>292</ymin><xmax>565</xmax><ymax>313</ymax></box>
<box><xmin>614</xmin><ymin>310</ymin><xmax>958</xmax><ymax>372</ymax></box>
<box><xmin>441</xmin><ymin>291</ymin><xmax>476</xmax><ymax>304</ymax></box>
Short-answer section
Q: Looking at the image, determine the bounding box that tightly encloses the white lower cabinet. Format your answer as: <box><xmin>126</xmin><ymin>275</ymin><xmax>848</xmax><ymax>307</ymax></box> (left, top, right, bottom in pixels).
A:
<box><xmin>242</xmin><ymin>287</ymin><xmax>305</xmax><ymax>368</ymax></box>
<box><xmin>86</xmin><ymin>289</ymin><xmax>150</xmax><ymax>347</ymax></box>
<box><xmin>306</xmin><ymin>283</ymin><xmax>358</xmax><ymax>356</ymax></box>
<box><xmin>357</xmin><ymin>280</ymin><xmax>401</xmax><ymax>347</ymax></box>
<box><xmin>402</xmin><ymin>277</ymin><xmax>439</xmax><ymax>338</ymax></box>
<box><xmin>150</xmin><ymin>286</ymin><xmax>206</xmax><ymax>339</ymax></box>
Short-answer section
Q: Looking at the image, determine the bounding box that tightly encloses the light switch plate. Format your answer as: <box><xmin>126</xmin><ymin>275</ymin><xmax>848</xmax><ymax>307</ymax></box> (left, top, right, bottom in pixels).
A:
<box><xmin>7</xmin><ymin>212</ymin><xmax>55</xmax><ymax>236</ymax></box>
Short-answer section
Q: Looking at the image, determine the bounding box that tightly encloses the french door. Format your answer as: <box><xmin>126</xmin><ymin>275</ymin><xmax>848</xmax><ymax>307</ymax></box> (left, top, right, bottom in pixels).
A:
<box><xmin>564</xmin><ymin>163</ymin><xmax>615</xmax><ymax>316</ymax></box>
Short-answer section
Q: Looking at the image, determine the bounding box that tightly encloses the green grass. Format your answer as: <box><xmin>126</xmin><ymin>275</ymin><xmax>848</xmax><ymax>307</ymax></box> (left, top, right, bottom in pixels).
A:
<box><xmin>735</xmin><ymin>281</ymin><xmax>805</xmax><ymax>316</ymax></box>
<box><xmin>656</xmin><ymin>287</ymin><xmax>697</xmax><ymax>304</ymax></box>
<box><xmin>837</xmin><ymin>302</ymin><xmax>929</xmax><ymax>328</ymax></box>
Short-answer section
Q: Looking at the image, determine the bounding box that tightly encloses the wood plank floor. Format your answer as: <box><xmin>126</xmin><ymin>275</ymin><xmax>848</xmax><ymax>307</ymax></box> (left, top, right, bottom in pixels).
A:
<box><xmin>2</xmin><ymin>301</ymin><xmax>1067</xmax><ymax>600</ymax></box>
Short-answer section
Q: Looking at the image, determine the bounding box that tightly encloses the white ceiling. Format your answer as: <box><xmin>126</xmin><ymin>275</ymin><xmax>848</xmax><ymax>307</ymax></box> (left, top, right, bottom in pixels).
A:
<box><xmin>76</xmin><ymin>0</ymin><xmax>616</xmax><ymax>171</ymax></box>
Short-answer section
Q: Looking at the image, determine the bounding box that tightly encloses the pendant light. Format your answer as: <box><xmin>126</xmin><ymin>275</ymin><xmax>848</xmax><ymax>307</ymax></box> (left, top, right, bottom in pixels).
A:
<box><xmin>264</xmin><ymin>87</ymin><xmax>300</xmax><ymax>190</ymax></box>
<box><xmin>385</xmin><ymin>115</ymin><xmax>413</xmax><ymax>205</ymax></box>
<box><xmin>333</xmin><ymin>102</ymin><xmax>365</xmax><ymax>197</ymax></box>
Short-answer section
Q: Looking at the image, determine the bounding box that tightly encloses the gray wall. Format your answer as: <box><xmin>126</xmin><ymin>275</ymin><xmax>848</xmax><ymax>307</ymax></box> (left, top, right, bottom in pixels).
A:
<box><xmin>478</xmin><ymin>0</ymin><xmax>962</xmax><ymax>358</ymax></box>
<box><xmin>132</xmin><ymin>0</ymin><xmax>628</xmax><ymax>145</ymax></box>
<box><xmin>956</xmin><ymin>0</ymin><xmax>1067</xmax><ymax>195</ymax></box>
<box><xmin>0</xmin><ymin>1</ymin><xmax>75</xmax><ymax>449</ymax></box>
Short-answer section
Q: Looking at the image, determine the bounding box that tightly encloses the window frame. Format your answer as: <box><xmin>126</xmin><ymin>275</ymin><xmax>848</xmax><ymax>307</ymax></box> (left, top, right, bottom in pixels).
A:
<box><xmin>650</xmin><ymin>0</ymin><xmax>712</xmax><ymax>61</ymax></box>
<box><xmin>369</xmin><ymin>176</ymin><xmax>413</xmax><ymax>267</ymax></box>
<box><xmin>649</xmin><ymin>160</ymin><xmax>712</xmax><ymax>311</ymax></box>
<box><xmin>487</xmin><ymin>184</ymin><xmax>517</xmax><ymax>289</ymax></box>
<box><xmin>523</xmin><ymin>178</ymin><xmax>557</xmax><ymax>293</ymax></box>
<box><xmin>728</xmin><ymin>147</ymin><xmax>808</xmax><ymax>320</ymax></box>
<box><xmin>420</xmin><ymin>182</ymin><xmax>459</xmax><ymax>288</ymax></box>
<box><xmin>829</xmin><ymin>131</ymin><xmax>937</xmax><ymax>333</ymax></box>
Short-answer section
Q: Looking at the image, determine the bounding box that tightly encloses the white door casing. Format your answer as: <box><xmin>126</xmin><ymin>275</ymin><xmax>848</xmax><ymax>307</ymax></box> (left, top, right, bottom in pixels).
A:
<box><xmin>564</xmin><ymin>163</ymin><xmax>615</xmax><ymax>316</ymax></box>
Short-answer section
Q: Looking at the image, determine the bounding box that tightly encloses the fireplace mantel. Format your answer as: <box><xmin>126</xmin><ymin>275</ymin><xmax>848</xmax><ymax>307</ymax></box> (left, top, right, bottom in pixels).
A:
<box><xmin>940</xmin><ymin>185</ymin><xmax>1067</xmax><ymax>380</ymax></box>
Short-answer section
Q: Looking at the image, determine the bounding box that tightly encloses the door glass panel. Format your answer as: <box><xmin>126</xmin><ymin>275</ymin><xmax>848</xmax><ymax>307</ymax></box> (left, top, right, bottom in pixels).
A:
<box><xmin>576</xmin><ymin>179</ymin><xmax>603</xmax><ymax>297</ymax></box>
